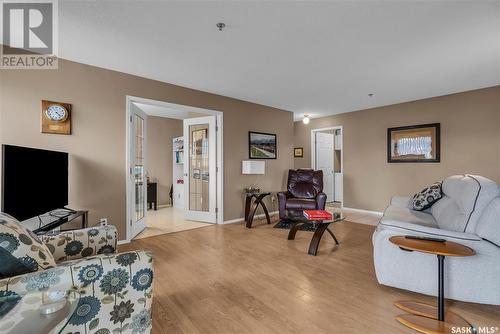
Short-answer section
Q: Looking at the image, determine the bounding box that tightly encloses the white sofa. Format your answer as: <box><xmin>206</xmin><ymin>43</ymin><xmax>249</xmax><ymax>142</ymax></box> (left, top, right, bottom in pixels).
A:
<box><xmin>373</xmin><ymin>175</ymin><xmax>500</xmax><ymax>305</ymax></box>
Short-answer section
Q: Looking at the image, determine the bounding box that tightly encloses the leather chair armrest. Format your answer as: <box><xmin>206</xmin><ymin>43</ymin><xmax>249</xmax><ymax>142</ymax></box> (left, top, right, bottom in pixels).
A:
<box><xmin>316</xmin><ymin>192</ymin><xmax>327</xmax><ymax>210</ymax></box>
<box><xmin>277</xmin><ymin>191</ymin><xmax>290</xmax><ymax>219</ymax></box>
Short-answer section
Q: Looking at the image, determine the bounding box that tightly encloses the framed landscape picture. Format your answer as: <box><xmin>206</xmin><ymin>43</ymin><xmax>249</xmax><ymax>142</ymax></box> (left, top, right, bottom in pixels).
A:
<box><xmin>387</xmin><ymin>123</ymin><xmax>440</xmax><ymax>163</ymax></box>
<box><xmin>249</xmin><ymin>131</ymin><xmax>277</xmax><ymax>159</ymax></box>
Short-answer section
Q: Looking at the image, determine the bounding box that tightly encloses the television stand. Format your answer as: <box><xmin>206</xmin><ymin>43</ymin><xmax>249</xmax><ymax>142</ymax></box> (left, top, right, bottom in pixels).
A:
<box><xmin>22</xmin><ymin>208</ymin><xmax>88</xmax><ymax>235</ymax></box>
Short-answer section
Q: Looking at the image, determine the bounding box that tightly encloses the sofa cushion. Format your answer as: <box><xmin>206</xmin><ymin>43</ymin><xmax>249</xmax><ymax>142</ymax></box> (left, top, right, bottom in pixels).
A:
<box><xmin>381</xmin><ymin>206</ymin><xmax>437</xmax><ymax>228</ymax></box>
<box><xmin>431</xmin><ymin>175</ymin><xmax>498</xmax><ymax>233</ymax></box>
<box><xmin>41</xmin><ymin>225</ymin><xmax>117</xmax><ymax>262</ymax></box>
<box><xmin>378</xmin><ymin>219</ymin><xmax>481</xmax><ymax>242</ymax></box>
<box><xmin>412</xmin><ymin>181</ymin><xmax>443</xmax><ymax>211</ymax></box>
<box><xmin>0</xmin><ymin>213</ymin><xmax>56</xmax><ymax>278</ymax></box>
<box><xmin>475</xmin><ymin>198</ymin><xmax>500</xmax><ymax>247</ymax></box>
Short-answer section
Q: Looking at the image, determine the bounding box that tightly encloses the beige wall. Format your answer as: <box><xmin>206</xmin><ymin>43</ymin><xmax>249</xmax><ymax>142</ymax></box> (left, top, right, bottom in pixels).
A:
<box><xmin>0</xmin><ymin>59</ymin><xmax>294</xmax><ymax>240</ymax></box>
<box><xmin>146</xmin><ymin>116</ymin><xmax>182</xmax><ymax>206</ymax></box>
<box><xmin>294</xmin><ymin>86</ymin><xmax>500</xmax><ymax>212</ymax></box>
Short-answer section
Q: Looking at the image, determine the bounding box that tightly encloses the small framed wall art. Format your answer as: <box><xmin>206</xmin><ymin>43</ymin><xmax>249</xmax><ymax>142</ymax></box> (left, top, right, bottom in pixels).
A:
<box><xmin>387</xmin><ymin>123</ymin><xmax>440</xmax><ymax>163</ymax></box>
<box><xmin>294</xmin><ymin>147</ymin><xmax>304</xmax><ymax>157</ymax></box>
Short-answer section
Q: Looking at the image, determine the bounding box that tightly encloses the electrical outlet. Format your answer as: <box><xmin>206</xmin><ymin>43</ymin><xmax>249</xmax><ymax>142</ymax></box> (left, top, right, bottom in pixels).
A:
<box><xmin>100</xmin><ymin>218</ymin><xmax>108</xmax><ymax>226</ymax></box>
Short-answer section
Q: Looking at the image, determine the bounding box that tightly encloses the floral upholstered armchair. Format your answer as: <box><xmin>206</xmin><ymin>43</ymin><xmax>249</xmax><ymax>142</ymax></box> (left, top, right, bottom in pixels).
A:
<box><xmin>0</xmin><ymin>213</ymin><xmax>153</xmax><ymax>334</ymax></box>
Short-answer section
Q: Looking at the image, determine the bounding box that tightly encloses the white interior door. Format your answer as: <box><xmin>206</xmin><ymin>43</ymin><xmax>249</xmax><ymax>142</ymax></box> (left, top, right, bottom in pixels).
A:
<box><xmin>183</xmin><ymin>116</ymin><xmax>217</xmax><ymax>223</ymax></box>
<box><xmin>129</xmin><ymin>105</ymin><xmax>147</xmax><ymax>238</ymax></box>
<box><xmin>315</xmin><ymin>132</ymin><xmax>334</xmax><ymax>201</ymax></box>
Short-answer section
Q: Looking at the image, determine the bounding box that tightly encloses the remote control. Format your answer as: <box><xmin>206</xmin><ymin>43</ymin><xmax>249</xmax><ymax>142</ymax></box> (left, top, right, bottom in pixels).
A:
<box><xmin>405</xmin><ymin>235</ymin><xmax>446</xmax><ymax>243</ymax></box>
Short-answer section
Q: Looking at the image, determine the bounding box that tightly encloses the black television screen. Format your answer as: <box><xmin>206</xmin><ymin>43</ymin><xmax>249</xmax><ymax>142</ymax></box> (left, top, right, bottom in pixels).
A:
<box><xmin>1</xmin><ymin>145</ymin><xmax>68</xmax><ymax>221</ymax></box>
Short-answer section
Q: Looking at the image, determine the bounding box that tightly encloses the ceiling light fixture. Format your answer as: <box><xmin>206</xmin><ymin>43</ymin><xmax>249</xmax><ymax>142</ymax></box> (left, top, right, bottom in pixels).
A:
<box><xmin>303</xmin><ymin>114</ymin><xmax>310</xmax><ymax>124</ymax></box>
<box><xmin>216</xmin><ymin>22</ymin><xmax>226</xmax><ymax>31</ymax></box>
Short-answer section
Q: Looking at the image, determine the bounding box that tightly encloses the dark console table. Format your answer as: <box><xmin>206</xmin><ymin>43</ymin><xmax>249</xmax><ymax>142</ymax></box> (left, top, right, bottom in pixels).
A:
<box><xmin>24</xmin><ymin>209</ymin><xmax>89</xmax><ymax>235</ymax></box>
<box><xmin>244</xmin><ymin>192</ymin><xmax>271</xmax><ymax>228</ymax></box>
<box><xmin>147</xmin><ymin>182</ymin><xmax>158</xmax><ymax>210</ymax></box>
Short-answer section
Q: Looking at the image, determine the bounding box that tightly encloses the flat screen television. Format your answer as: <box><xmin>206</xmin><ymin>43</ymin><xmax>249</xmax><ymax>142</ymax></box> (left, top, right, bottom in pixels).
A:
<box><xmin>1</xmin><ymin>145</ymin><xmax>68</xmax><ymax>221</ymax></box>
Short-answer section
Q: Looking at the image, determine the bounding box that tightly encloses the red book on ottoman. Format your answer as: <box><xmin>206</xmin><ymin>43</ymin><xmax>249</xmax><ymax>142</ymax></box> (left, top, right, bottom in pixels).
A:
<box><xmin>303</xmin><ymin>210</ymin><xmax>332</xmax><ymax>220</ymax></box>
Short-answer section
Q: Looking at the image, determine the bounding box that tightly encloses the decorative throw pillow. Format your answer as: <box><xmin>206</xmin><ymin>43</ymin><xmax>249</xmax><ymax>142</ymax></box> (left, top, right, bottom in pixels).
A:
<box><xmin>412</xmin><ymin>181</ymin><xmax>443</xmax><ymax>211</ymax></box>
<box><xmin>0</xmin><ymin>212</ymin><xmax>56</xmax><ymax>278</ymax></box>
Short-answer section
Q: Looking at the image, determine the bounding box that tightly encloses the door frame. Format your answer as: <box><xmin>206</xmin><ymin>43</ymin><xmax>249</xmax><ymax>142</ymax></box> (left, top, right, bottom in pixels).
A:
<box><xmin>125</xmin><ymin>96</ymin><xmax>224</xmax><ymax>243</ymax></box>
<box><xmin>310</xmin><ymin>126</ymin><xmax>343</xmax><ymax>207</ymax></box>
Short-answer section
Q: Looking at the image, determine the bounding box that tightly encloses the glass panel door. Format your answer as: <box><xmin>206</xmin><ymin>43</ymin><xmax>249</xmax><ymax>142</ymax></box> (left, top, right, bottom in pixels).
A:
<box><xmin>134</xmin><ymin>115</ymin><xmax>145</xmax><ymax>221</ymax></box>
<box><xmin>189</xmin><ymin>124</ymin><xmax>209</xmax><ymax>212</ymax></box>
<box><xmin>130</xmin><ymin>105</ymin><xmax>147</xmax><ymax>238</ymax></box>
<box><xmin>184</xmin><ymin>116</ymin><xmax>216</xmax><ymax>223</ymax></box>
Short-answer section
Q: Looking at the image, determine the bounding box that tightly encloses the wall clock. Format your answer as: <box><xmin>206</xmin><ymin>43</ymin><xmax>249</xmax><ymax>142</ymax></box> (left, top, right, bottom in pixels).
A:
<box><xmin>41</xmin><ymin>100</ymin><xmax>72</xmax><ymax>135</ymax></box>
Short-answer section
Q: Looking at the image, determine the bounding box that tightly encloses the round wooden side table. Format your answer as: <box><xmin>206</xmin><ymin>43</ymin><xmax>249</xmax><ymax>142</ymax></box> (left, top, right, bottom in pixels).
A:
<box><xmin>389</xmin><ymin>236</ymin><xmax>475</xmax><ymax>334</ymax></box>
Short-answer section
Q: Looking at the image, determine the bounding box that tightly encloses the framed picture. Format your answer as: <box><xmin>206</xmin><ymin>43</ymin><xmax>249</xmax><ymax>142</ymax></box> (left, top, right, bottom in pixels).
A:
<box><xmin>249</xmin><ymin>131</ymin><xmax>277</xmax><ymax>159</ymax></box>
<box><xmin>388</xmin><ymin>123</ymin><xmax>440</xmax><ymax>163</ymax></box>
<box><xmin>294</xmin><ymin>147</ymin><xmax>303</xmax><ymax>157</ymax></box>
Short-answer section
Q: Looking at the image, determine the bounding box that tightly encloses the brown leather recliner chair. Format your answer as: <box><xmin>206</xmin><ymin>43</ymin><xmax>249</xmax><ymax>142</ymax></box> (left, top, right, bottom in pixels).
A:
<box><xmin>278</xmin><ymin>169</ymin><xmax>327</xmax><ymax>219</ymax></box>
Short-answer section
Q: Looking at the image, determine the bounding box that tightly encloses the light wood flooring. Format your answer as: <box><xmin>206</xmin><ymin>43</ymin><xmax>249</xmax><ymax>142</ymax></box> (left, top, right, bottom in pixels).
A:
<box><xmin>134</xmin><ymin>207</ymin><xmax>212</xmax><ymax>240</ymax></box>
<box><xmin>120</xmin><ymin>219</ymin><xmax>500</xmax><ymax>334</ymax></box>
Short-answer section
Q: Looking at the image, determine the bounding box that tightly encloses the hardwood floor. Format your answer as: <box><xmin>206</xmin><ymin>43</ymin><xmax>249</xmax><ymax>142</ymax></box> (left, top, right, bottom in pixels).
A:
<box><xmin>135</xmin><ymin>207</ymin><xmax>212</xmax><ymax>240</ymax></box>
<box><xmin>120</xmin><ymin>220</ymin><xmax>500</xmax><ymax>334</ymax></box>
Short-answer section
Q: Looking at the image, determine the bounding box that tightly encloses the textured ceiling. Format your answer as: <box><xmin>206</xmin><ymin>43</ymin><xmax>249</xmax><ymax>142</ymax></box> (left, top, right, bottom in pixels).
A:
<box><xmin>59</xmin><ymin>1</ymin><xmax>500</xmax><ymax>120</ymax></box>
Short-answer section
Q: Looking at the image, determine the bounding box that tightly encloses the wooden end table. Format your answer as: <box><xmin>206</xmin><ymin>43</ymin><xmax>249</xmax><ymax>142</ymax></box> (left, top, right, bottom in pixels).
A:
<box><xmin>245</xmin><ymin>192</ymin><xmax>271</xmax><ymax>228</ymax></box>
<box><xmin>389</xmin><ymin>236</ymin><xmax>475</xmax><ymax>334</ymax></box>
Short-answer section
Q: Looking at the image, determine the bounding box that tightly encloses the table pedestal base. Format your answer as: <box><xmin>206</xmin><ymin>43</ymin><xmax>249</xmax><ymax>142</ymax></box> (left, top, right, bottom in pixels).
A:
<box><xmin>287</xmin><ymin>222</ymin><xmax>339</xmax><ymax>256</ymax></box>
<box><xmin>395</xmin><ymin>301</ymin><xmax>473</xmax><ymax>334</ymax></box>
<box><xmin>245</xmin><ymin>193</ymin><xmax>271</xmax><ymax>228</ymax></box>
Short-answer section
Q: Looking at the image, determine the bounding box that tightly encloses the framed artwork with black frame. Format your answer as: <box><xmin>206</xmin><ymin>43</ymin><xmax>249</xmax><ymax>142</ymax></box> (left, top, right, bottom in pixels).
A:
<box><xmin>248</xmin><ymin>131</ymin><xmax>277</xmax><ymax>159</ymax></box>
<box><xmin>387</xmin><ymin>123</ymin><xmax>440</xmax><ymax>163</ymax></box>
<box><xmin>294</xmin><ymin>147</ymin><xmax>303</xmax><ymax>157</ymax></box>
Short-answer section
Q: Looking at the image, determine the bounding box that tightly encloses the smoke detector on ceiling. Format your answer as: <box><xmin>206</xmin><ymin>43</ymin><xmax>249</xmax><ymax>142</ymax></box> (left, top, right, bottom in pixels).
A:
<box><xmin>216</xmin><ymin>22</ymin><xmax>226</xmax><ymax>31</ymax></box>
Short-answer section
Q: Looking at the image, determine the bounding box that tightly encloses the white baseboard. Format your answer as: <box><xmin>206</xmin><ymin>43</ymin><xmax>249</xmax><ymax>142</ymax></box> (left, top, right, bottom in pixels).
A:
<box><xmin>341</xmin><ymin>207</ymin><xmax>383</xmax><ymax>217</ymax></box>
<box><xmin>117</xmin><ymin>239</ymin><xmax>130</xmax><ymax>245</ymax></box>
<box><xmin>339</xmin><ymin>207</ymin><xmax>382</xmax><ymax>226</ymax></box>
<box><xmin>348</xmin><ymin>220</ymin><xmax>379</xmax><ymax>226</ymax></box>
<box><xmin>222</xmin><ymin>211</ymin><xmax>278</xmax><ymax>224</ymax></box>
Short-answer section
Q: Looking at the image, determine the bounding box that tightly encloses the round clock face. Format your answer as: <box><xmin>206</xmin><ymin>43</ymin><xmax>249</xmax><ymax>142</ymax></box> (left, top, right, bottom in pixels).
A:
<box><xmin>46</xmin><ymin>104</ymin><xmax>68</xmax><ymax>122</ymax></box>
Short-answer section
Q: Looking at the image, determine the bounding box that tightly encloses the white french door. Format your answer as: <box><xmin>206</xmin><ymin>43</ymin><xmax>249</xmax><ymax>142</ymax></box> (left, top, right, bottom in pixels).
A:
<box><xmin>315</xmin><ymin>132</ymin><xmax>334</xmax><ymax>200</ymax></box>
<box><xmin>129</xmin><ymin>105</ymin><xmax>147</xmax><ymax>238</ymax></box>
<box><xmin>183</xmin><ymin>116</ymin><xmax>217</xmax><ymax>223</ymax></box>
